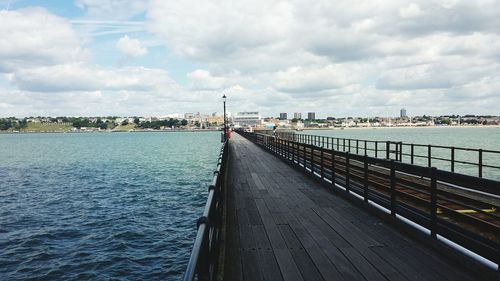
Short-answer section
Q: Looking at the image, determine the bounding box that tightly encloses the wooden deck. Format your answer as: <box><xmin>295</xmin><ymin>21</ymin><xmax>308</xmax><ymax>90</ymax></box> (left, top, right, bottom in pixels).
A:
<box><xmin>222</xmin><ymin>133</ymin><xmax>481</xmax><ymax>281</ymax></box>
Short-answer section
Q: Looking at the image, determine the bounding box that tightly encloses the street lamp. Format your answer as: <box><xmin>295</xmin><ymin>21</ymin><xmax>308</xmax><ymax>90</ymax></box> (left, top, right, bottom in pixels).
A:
<box><xmin>222</xmin><ymin>94</ymin><xmax>227</xmax><ymax>142</ymax></box>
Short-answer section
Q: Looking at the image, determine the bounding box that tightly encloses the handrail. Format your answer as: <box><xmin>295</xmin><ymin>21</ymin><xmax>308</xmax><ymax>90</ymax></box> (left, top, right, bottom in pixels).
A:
<box><xmin>273</xmin><ymin>131</ymin><xmax>500</xmax><ymax>179</ymax></box>
<box><xmin>239</xmin><ymin>131</ymin><xmax>500</xmax><ymax>271</ymax></box>
<box><xmin>183</xmin><ymin>140</ymin><xmax>228</xmax><ymax>281</ymax></box>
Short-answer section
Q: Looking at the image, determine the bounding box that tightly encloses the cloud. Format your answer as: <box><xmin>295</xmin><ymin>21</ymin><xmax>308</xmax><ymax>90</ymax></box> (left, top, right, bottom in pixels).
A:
<box><xmin>0</xmin><ymin>8</ymin><xmax>87</xmax><ymax>72</ymax></box>
<box><xmin>7</xmin><ymin>63</ymin><xmax>176</xmax><ymax>92</ymax></box>
<box><xmin>144</xmin><ymin>0</ymin><xmax>500</xmax><ymax>116</ymax></box>
<box><xmin>2</xmin><ymin>1</ymin><xmax>500</xmax><ymax>117</ymax></box>
<box><xmin>116</xmin><ymin>35</ymin><xmax>147</xmax><ymax>57</ymax></box>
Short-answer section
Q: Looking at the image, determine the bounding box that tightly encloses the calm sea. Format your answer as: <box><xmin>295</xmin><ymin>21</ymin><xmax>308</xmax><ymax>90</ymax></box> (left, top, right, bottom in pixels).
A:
<box><xmin>0</xmin><ymin>132</ymin><xmax>220</xmax><ymax>280</ymax></box>
<box><xmin>303</xmin><ymin>127</ymin><xmax>500</xmax><ymax>180</ymax></box>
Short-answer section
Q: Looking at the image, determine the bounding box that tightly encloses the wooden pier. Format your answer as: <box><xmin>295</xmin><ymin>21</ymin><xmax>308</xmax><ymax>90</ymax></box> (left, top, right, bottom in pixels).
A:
<box><xmin>221</xmin><ymin>133</ymin><xmax>483</xmax><ymax>280</ymax></box>
<box><xmin>183</xmin><ymin>132</ymin><xmax>499</xmax><ymax>281</ymax></box>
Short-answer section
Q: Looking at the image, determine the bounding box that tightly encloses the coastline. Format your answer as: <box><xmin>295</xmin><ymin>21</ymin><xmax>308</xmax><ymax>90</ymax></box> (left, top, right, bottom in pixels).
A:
<box><xmin>0</xmin><ymin>129</ymin><xmax>221</xmax><ymax>135</ymax></box>
<box><xmin>302</xmin><ymin>125</ymin><xmax>500</xmax><ymax>131</ymax></box>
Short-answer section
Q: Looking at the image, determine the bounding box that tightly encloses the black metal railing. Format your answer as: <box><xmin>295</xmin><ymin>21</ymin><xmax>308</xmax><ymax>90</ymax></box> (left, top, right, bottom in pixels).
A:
<box><xmin>240</xmin><ymin>131</ymin><xmax>500</xmax><ymax>270</ymax></box>
<box><xmin>183</xmin><ymin>141</ymin><xmax>228</xmax><ymax>281</ymax></box>
<box><xmin>274</xmin><ymin>132</ymin><xmax>500</xmax><ymax>180</ymax></box>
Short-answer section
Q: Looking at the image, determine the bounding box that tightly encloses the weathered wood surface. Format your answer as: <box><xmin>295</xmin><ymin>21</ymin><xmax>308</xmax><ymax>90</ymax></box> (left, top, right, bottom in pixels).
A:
<box><xmin>223</xmin><ymin>133</ymin><xmax>481</xmax><ymax>281</ymax></box>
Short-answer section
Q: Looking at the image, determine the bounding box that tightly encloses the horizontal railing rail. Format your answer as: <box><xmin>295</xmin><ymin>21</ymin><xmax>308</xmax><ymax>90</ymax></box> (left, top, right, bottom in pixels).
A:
<box><xmin>274</xmin><ymin>131</ymin><xmax>500</xmax><ymax>180</ymax></box>
<box><xmin>183</xmin><ymin>141</ymin><xmax>228</xmax><ymax>281</ymax></box>
<box><xmin>240</xmin><ymin>131</ymin><xmax>500</xmax><ymax>271</ymax></box>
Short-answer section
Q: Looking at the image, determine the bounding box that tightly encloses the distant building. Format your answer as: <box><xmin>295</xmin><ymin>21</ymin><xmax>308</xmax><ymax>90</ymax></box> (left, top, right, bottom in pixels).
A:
<box><xmin>400</xmin><ymin>108</ymin><xmax>407</xmax><ymax>118</ymax></box>
<box><xmin>294</xmin><ymin>112</ymin><xmax>302</xmax><ymax>120</ymax></box>
<box><xmin>184</xmin><ymin>113</ymin><xmax>194</xmax><ymax>120</ymax></box>
<box><xmin>233</xmin><ymin>112</ymin><xmax>261</xmax><ymax>127</ymax></box>
<box><xmin>279</xmin><ymin>113</ymin><xmax>287</xmax><ymax>120</ymax></box>
<box><xmin>307</xmin><ymin>112</ymin><xmax>316</xmax><ymax>121</ymax></box>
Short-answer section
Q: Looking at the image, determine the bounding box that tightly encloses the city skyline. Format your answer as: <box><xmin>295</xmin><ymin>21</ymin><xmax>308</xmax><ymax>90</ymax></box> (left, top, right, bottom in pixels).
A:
<box><xmin>1</xmin><ymin>1</ymin><xmax>500</xmax><ymax>117</ymax></box>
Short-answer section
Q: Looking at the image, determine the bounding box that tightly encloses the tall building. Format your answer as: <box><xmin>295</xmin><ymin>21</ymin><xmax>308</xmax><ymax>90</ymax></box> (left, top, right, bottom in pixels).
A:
<box><xmin>294</xmin><ymin>112</ymin><xmax>302</xmax><ymax>120</ymax></box>
<box><xmin>307</xmin><ymin>112</ymin><xmax>316</xmax><ymax>121</ymax></box>
<box><xmin>279</xmin><ymin>113</ymin><xmax>287</xmax><ymax>120</ymax></box>
<box><xmin>400</xmin><ymin>108</ymin><xmax>407</xmax><ymax>118</ymax></box>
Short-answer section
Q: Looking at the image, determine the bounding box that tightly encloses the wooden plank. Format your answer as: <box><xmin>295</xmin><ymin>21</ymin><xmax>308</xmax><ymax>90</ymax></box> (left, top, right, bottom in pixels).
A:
<box><xmin>255</xmin><ymin>198</ymin><xmax>304</xmax><ymax>281</ymax></box>
<box><xmin>252</xmin><ymin>225</ymin><xmax>284</xmax><ymax>281</ymax></box>
<box><xmin>295</xmin><ymin>212</ymin><xmax>365</xmax><ymax>280</ymax></box>
<box><xmin>285</xmin><ymin>214</ymin><xmax>345</xmax><ymax>281</ymax></box>
<box><xmin>278</xmin><ymin>224</ymin><xmax>324</xmax><ymax>281</ymax></box>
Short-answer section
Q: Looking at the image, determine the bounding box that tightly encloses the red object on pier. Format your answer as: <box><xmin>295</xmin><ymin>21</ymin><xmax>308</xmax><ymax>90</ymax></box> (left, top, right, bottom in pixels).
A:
<box><xmin>227</xmin><ymin>129</ymin><xmax>231</xmax><ymax>139</ymax></box>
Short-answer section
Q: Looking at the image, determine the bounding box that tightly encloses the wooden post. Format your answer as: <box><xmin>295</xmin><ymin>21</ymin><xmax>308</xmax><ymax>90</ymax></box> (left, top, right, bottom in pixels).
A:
<box><xmin>331</xmin><ymin>148</ymin><xmax>336</xmax><ymax>187</ymax></box>
<box><xmin>430</xmin><ymin>167</ymin><xmax>437</xmax><ymax>238</ymax></box>
<box><xmin>386</xmin><ymin>141</ymin><xmax>390</xmax><ymax>159</ymax></box>
<box><xmin>311</xmin><ymin>146</ymin><xmax>315</xmax><ymax>174</ymax></box>
<box><xmin>451</xmin><ymin>147</ymin><xmax>455</xmax><ymax>173</ymax></box>
<box><xmin>390</xmin><ymin>160</ymin><xmax>396</xmax><ymax>217</ymax></box>
<box><xmin>321</xmin><ymin>149</ymin><xmax>324</xmax><ymax>179</ymax></box>
<box><xmin>428</xmin><ymin>145</ymin><xmax>432</xmax><ymax>167</ymax></box>
<box><xmin>479</xmin><ymin>149</ymin><xmax>483</xmax><ymax>178</ymax></box>
<box><xmin>345</xmin><ymin>152</ymin><xmax>350</xmax><ymax>193</ymax></box>
<box><xmin>411</xmin><ymin>144</ymin><xmax>414</xmax><ymax>164</ymax></box>
<box><xmin>364</xmin><ymin>155</ymin><xmax>369</xmax><ymax>203</ymax></box>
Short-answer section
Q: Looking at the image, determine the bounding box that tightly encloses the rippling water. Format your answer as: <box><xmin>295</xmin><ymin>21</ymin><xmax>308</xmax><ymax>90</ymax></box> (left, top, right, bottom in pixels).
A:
<box><xmin>0</xmin><ymin>132</ymin><xmax>220</xmax><ymax>280</ymax></box>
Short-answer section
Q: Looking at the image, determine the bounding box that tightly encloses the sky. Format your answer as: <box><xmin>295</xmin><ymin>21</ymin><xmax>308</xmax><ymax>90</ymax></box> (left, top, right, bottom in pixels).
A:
<box><xmin>0</xmin><ymin>0</ymin><xmax>499</xmax><ymax>118</ymax></box>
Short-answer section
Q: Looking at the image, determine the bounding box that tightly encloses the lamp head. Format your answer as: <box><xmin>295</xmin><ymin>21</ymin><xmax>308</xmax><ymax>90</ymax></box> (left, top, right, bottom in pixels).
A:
<box><xmin>222</xmin><ymin>94</ymin><xmax>226</xmax><ymax>101</ymax></box>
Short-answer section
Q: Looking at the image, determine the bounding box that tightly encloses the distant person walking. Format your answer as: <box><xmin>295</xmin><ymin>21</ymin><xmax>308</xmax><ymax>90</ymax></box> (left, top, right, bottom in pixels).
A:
<box><xmin>273</xmin><ymin>125</ymin><xmax>277</xmax><ymax>137</ymax></box>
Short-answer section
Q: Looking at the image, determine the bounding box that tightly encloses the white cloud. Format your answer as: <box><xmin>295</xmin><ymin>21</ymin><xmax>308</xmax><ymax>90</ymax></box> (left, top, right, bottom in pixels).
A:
<box><xmin>144</xmin><ymin>0</ymin><xmax>500</xmax><ymax>116</ymax></box>
<box><xmin>0</xmin><ymin>8</ymin><xmax>87</xmax><ymax>72</ymax></box>
<box><xmin>116</xmin><ymin>35</ymin><xmax>147</xmax><ymax>57</ymax></box>
<box><xmin>2</xmin><ymin>1</ymin><xmax>500</xmax><ymax>117</ymax></box>
<box><xmin>7</xmin><ymin>63</ymin><xmax>175</xmax><ymax>92</ymax></box>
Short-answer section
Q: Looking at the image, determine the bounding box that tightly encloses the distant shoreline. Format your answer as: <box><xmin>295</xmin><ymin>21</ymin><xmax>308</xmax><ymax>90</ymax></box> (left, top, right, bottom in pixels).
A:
<box><xmin>302</xmin><ymin>125</ymin><xmax>500</xmax><ymax>131</ymax></box>
<box><xmin>0</xmin><ymin>129</ymin><xmax>221</xmax><ymax>135</ymax></box>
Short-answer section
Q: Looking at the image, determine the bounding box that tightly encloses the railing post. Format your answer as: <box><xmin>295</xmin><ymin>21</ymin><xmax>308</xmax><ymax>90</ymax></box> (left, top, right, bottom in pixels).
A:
<box><xmin>411</xmin><ymin>144</ymin><xmax>414</xmax><ymax>164</ymax></box>
<box><xmin>428</xmin><ymin>145</ymin><xmax>431</xmax><ymax>167</ymax></box>
<box><xmin>364</xmin><ymin>140</ymin><xmax>367</xmax><ymax>156</ymax></box>
<box><xmin>395</xmin><ymin>142</ymin><xmax>399</xmax><ymax>161</ymax></box>
<box><xmin>430</xmin><ymin>167</ymin><xmax>437</xmax><ymax>238</ymax></box>
<box><xmin>390</xmin><ymin>160</ymin><xmax>396</xmax><ymax>217</ymax></box>
<box><xmin>303</xmin><ymin>144</ymin><xmax>307</xmax><ymax>172</ymax></box>
<box><xmin>345</xmin><ymin>152</ymin><xmax>350</xmax><ymax>193</ymax></box>
<box><xmin>337</xmin><ymin>138</ymin><xmax>340</xmax><ymax>151</ymax></box>
<box><xmin>321</xmin><ymin>149</ymin><xmax>324</xmax><ymax>179</ymax></box>
<box><xmin>386</xmin><ymin>141</ymin><xmax>390</xmax><ymax>159</ymax></box>
<box><xmin>479</xmin><ymin>149</ymin><xmax>483</xmax><ymax>178</ymax></box>
<box><xmin>356</xmin><ymin>140</ymin><xmax>359</xmax><ymax>154</ymax></box>
<box><xmin>343</xmin><ymin>139</ymin><xmax>346</xmax><ymax>151</ymax></box>
<box><xmin>364</xmin><ymin>155</ymin><xmax>369</xmax><ymax>203</ymax></box>
<box><xmin>451</xmin><ymin>147</ymin><xmax>455</xmax><ymax>173</ymax></box>
<box><xmin>348</xmin><ymin>139</ymin><xmax>351</xmax><ymax>153</ymax></box>
<box><xmin>331</xmin><ymin>148</ymin><xmax>336</xmax><ymax>187</ymax></box>
<box><xmin>399</xmin><ymin>142</ymin><xmax>403</xmax><ymax>162</ymax></box>
<box><xmin>375</xmin><ymin>141</ymin><xmax>378</xmax><ymax>158</ymax></box>
<box><xmin>197</xmin><ymin>225</ymin><xmax>210</xmax><ymax>281</ymax></box>
<box><xmin>311</xmin><ymin>145</ymin><xmax>315</xmax><ymax>175</ymax></box>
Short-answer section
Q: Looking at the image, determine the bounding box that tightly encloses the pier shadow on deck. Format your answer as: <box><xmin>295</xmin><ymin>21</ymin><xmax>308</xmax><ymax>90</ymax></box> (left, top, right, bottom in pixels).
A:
<box><xmin>222</xmin><ymin>133</ymin><xmax>483</xmax><ymax>281</ymax></box>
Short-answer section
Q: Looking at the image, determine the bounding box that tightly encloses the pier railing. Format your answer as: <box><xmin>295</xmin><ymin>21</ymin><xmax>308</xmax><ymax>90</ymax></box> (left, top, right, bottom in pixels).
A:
<box><xmin>183</xmin><ymin>141</ymin><xmax>228</xmax><ymax>281</ymax></box>
<box><xmin>240</xmin><ymin>131</ymin><xmax>500</xmax><ymax>270</ymax></box>
<box><xmin>274</xmin><ymin>132</ymin><xmax>500</xmax><ymax>180</ymax></box>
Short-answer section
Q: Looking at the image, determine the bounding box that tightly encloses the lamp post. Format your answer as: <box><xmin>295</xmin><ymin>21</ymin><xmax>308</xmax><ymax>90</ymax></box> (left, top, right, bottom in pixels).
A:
<box><xmin>222</xmin><ymin>94</ymin><xmax>227</xmax><ymax>142</ymax></box>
